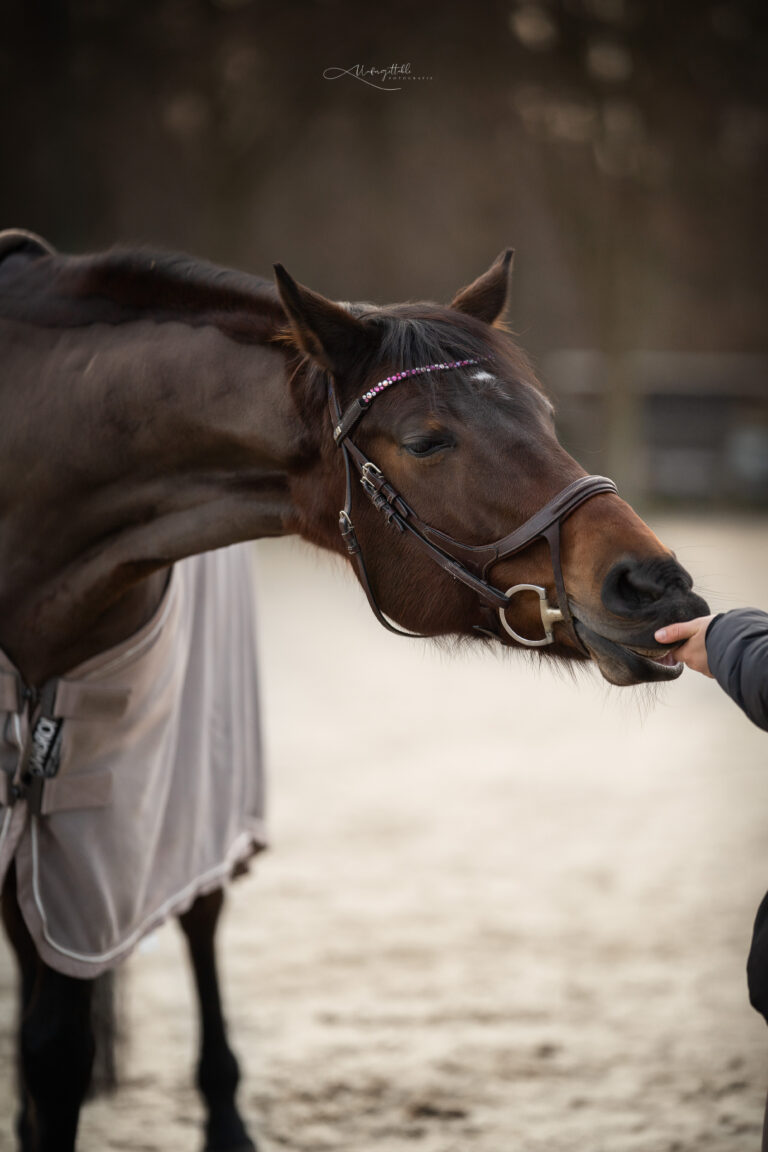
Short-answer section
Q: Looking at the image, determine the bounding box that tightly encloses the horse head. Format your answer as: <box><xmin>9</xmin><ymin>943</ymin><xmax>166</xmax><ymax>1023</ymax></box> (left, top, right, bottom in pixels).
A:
<box><xmin>274</xmin><ymin>251</ymin><xmax>708</xmax><ymax>686</ymax></box>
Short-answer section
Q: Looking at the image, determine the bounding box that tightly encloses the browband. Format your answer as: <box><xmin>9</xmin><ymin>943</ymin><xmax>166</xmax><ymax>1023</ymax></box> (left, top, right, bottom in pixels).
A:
<box><xmin>333</xmin><ymin>359</ymin><xmax>480</xmax><ymax>443</ymax></box>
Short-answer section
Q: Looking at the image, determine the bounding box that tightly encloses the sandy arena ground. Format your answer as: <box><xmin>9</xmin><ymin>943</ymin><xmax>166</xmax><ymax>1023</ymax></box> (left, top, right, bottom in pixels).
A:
<box><xmin>1</xmin><ymin>516</ymin><xmax>767</xmax><ymax>1152</ymax></box>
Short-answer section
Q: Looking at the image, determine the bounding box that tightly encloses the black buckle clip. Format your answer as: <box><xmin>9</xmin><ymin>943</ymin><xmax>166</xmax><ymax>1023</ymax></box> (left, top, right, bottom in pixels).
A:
<box><xmin>3</xmin><ymin>773</ymin><xmax>46</xmax><ymax>814</ymax></box>
<box><xmin>24</xmin><ymin>774</ymin><xmax>46</xmax><ymax>816</ymax></box>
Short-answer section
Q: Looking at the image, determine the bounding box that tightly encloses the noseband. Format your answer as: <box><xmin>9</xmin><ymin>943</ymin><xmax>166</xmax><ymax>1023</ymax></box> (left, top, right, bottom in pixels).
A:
<box><xmin>329</xmin><ymin>360</ymin><xmax>617</xmax><ymax>651</ymax></box>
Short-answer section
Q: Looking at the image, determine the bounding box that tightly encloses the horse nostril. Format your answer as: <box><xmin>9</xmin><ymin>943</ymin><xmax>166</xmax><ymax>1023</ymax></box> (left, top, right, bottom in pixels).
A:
<box><xmin>602</xmin><ymin>558</ymin><xmax>687</xmax><ymax>614</ymax></box>
<box><xmin>619</xmin><ymin>567</ymin><xmax>665</xmax><ymax>607</ymax></box>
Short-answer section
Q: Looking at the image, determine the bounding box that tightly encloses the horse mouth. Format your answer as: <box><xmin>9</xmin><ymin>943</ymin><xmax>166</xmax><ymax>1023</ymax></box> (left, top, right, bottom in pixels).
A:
<box><xmin>573</xmin><ymin>619</ymin><xmax>684</xmax><ymax>686</ymax></box>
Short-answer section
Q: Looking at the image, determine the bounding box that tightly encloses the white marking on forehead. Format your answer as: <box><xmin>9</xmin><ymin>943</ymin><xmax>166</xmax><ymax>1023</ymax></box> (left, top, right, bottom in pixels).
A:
<box><xmin>470</xmin><ymin>368</ymin><xmax>509</xmax><ymax>400</ymax></box>
<box><xmin>470</xmin><ymin>367</ymin><xmax>556</xmax><ymax>416</ymax></box>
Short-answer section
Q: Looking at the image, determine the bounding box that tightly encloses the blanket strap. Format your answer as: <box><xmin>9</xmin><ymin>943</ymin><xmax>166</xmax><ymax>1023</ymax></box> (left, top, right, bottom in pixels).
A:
<box><xmin>0</xmin><ymin>770</ymin><xmax>114</xmax><ymax>813</ymax></box>
<box><xmin>0</xmin><ymin>670</ymin><xmax>129</xmax><ymax>814</ymax></box>
<box><xmin>53</xmin><ymin>680</ymin><xmax>130</xmax><ymax>721</ymax></box>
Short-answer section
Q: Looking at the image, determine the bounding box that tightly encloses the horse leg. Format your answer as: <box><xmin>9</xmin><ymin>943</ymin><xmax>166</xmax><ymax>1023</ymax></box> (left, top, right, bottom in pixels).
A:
<box><xmin>179</xmin><ymin>887</ymin><xmax>256</xmax><ymax>1152</ymax></box>
<box><xmin>2</xmin><ymin>862</ymin><xmax>37</xmax><ymax>1149</ymax></box>
<box><xmin>2</xmin><ymin>863</ymin><xmax>94</xmax><ymax>1152</ymax></box>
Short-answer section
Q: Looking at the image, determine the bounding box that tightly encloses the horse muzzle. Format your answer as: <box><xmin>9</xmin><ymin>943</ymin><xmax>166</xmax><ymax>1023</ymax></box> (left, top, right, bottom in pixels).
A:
<box><xmin>569</xmin><ymin>563</ymin><xmax>710</xmax><ymax>684</ymax></box>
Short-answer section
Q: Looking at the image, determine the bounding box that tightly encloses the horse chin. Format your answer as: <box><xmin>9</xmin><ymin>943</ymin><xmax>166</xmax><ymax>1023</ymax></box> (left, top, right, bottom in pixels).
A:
<box><xmin>573</xmin><ymin>619</ymin><xmax>684</xmax><ymax>687</ymax></box>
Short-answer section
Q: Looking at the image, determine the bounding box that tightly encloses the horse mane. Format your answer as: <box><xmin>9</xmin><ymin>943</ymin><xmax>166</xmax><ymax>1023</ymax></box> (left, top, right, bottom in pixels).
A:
<box><xmin>0</xmin><ymin>246</ymin><xmax>286</xmax><ymax>344</ymax></box>
<box><xmin>2</xmin><ymin>243</ymin><xmax>545</xmax><ymax>399</ymax></box>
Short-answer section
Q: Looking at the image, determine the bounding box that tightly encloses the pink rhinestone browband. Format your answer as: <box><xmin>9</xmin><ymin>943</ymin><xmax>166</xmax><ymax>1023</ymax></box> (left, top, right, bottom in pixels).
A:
<box><xmin>333</xmin><ymin>358</ymin><xmax>483</xmax><ymax>443</ymax></box>
<box><xmin>360</xmin><ymin>359</ymin><xmax>480</xmax><ymax>405</ymax></box>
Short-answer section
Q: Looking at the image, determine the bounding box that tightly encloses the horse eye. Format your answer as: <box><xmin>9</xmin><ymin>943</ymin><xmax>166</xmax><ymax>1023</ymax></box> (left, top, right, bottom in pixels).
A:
<box><xmin>402</xmin><ymin>436</ymin><xmax>454</xmax><ymax>458</ymax></box>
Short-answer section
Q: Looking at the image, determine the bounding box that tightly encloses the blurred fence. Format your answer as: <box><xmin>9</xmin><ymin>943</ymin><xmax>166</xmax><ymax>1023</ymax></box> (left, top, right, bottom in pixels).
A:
<box><xmin>545</xmin><ymin>350</ymin><xmax>768</xmax><ymax>506</ymax></box>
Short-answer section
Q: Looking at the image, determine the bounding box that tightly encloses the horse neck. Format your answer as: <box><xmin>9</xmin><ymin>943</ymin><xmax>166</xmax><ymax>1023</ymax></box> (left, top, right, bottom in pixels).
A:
<box><xmin>0</xmin><ymin>292</ymin><xmax>309</xmax><ymax>684</ymax></box>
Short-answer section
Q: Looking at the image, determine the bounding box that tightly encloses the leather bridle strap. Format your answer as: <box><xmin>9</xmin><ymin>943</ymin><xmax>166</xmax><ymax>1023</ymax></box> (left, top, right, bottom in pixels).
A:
<box><xmin>411</xmin><ymin>474</ymin><xmax>619</xmax><ymax>576</ymax></box>
<box><xmin>341</xmin><ymin>439</ymin><xmax>514</xmax><ymax>609</ymax></box>
<box><xmin>328</xmin><ymin>377</ymin><xmax>618</xmax><ymax>647</ymax></box>
<box><xmin>335</xmin><ymin>417</ymin><xmax>431</xmax><ymax>638</ymax></box>
<box><xmin>332</xmin><ymin>384</ymin><xmax>493</xmax><ymax>638</ymax></box>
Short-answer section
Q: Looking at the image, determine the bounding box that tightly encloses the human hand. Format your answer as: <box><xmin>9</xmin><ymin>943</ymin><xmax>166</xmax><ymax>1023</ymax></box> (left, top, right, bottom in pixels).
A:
<box><xmin>654</xmin><ymin>616</ymin><xmax>717</xmax><ymax>677</ymax></box>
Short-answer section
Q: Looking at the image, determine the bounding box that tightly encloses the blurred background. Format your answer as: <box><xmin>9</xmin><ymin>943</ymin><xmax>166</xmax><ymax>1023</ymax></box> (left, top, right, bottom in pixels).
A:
<box><xmin>2</xmin><ymin>4</ymin><xmax>768</xmax><ymax>1150</ymax></box>
<box><xmin>2</xmin><ymin>0</ymin><xmax>767</xmax><ymax>505</ymax></box>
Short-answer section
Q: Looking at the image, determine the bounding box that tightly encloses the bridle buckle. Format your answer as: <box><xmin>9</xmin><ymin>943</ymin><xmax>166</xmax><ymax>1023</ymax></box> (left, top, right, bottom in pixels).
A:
<box><xmin>360</xmin><ymin>462</ymin><xmax>383</xmax><ymax>497</ymax></box>
<box><xmin>499</xmin><ymin>583</ymin><xmax>564</xmax><ymax>647</ymax></box>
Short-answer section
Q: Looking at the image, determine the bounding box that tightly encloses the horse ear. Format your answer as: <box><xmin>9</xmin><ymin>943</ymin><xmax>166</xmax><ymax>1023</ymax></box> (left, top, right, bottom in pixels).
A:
<box><xmin>450</xmin><ymin>248</ymin><xmax>514</xmax><ymax>325</ymax></box>
<box><xmin>273</xmin><ymin>264</ymin><xmax>374</xmax><ymax>378</ymax></box>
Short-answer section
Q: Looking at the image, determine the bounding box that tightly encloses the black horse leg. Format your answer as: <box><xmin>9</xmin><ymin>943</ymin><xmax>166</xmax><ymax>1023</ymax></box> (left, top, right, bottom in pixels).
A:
<box><xmin>2</xmin><ymin>863</ymin><xmax>37</xmax><ymax>1149</ymax></box>
<box><xmin>1</xmin><ymin>863</ymin><xmax>94</xmax><ymax>1152</ymax></box>
<box><xmin>179</xmin><ymin>888</ymin><xmax>256</xmax><ymax>1152</ymax></box>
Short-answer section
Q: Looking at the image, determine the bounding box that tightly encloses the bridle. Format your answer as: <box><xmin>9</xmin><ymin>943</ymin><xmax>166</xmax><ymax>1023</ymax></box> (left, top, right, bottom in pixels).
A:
<box><xmin>328</xmin><ymin>358</ymin><xmax>617</xmax><ymax>652</ymax></box>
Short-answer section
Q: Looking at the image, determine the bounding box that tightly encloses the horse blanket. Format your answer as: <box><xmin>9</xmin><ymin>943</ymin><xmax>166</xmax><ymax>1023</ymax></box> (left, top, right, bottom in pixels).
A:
<box><xmin>0</xmin><ymin>544</ymin><xmax>265</xmax><ymax>978</ymax></box>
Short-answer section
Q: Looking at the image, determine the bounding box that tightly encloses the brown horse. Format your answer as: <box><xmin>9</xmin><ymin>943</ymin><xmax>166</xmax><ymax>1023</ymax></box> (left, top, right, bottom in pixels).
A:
<box><xmin>0</xmin><ymin>233</ymin><xmax>708</xmax><ymax>1151</ymax></box>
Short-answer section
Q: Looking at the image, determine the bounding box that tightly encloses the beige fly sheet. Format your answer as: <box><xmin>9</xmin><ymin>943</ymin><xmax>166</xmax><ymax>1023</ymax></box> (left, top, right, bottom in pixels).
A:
<box><xmin>0</xmin><ymin>544</ymin><xmax>265</xmax><ymax>978</ymax></box>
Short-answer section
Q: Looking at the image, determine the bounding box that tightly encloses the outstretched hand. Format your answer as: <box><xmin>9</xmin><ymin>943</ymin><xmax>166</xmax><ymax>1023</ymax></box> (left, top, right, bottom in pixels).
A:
<box><xmin>654</xmin><ymin>616</ymin><xmax>717</xmax><ymax>677</ymax></box>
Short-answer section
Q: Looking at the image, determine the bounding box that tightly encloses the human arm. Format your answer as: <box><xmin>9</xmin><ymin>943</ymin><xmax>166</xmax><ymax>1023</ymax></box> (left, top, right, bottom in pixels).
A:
<box><xmin>656</xmin><ymin>610</ymin><xmax>768</xmax><ymax>731</ymax></box>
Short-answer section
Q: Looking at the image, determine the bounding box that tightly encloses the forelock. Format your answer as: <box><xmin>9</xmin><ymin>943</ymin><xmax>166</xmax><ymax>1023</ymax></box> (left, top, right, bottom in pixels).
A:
<box><xmin>355</xmin><ymin>303</ymin><xmax>542</xmax><ymax>400</ymax></box>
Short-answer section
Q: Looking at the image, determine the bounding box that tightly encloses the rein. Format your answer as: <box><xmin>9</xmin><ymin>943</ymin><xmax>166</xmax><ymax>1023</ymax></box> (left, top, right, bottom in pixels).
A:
<box><xmin>329</xmin><ymin>360</ymin><xmax>617</xmax><ymax>650</ymax></box>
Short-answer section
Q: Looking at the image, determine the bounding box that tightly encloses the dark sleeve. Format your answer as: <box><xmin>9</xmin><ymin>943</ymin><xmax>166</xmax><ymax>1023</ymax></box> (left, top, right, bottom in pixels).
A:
<box><xmin>705</xmin><ymin>609</ymin><xmax>768</xmax><ymax>732</ymax></box>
